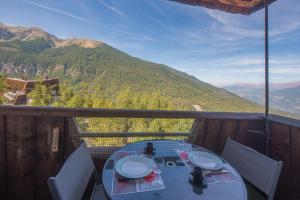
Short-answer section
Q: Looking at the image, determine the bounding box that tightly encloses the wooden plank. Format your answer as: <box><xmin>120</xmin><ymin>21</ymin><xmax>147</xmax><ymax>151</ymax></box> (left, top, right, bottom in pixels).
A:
<box><xmin>6</xmin><ymin>115</ymin><xmax>35</xmax><ymax>200</ymax></box>
<box><xmin>79</xmin><ymin>132</ymin><xmax>191</xmax><ymax>137</ymax></box>
<box><xmin>202</xmin><ymin>119</ymin><xmax>222</xmax><ymax>153</ymax></box>
<box><xmin>270</xmin><ymin>122</ymin><xmax>292</xmax><ymax>200</ymax></box>
<box><xmin>293</xmin><ymin>189</ymin><xmax>300</xmax><ymax>200</ymax></box>
<box><xmin>35</xmin><ymin>116</ymin><xmax>65</xmax><ymax>200</ymax></box>
<box><xmin>269</xmin><ymin>114</ymin><xmax>300</xmax><ymax>129</ymax></box>
<box><xmin>291</xmin><ymin>127</ymin><xmax>300</xmax><ymax>190</ymax></box>
<box><xmin>0</xmin><ymin>116</ymin><xmax>7</xmax><ymax>200</ymax></box>
<box><xmin>246</xmin><ymin>130</ymin><xmax>266</xmax><ymax>154</ymax></box>
<box><xmin>235</xmin><ymin>120</ymin><xmax>264</xmax><ymax>145</ymax></box>
<box><xmin>235</xmin><ymin>120</ymin><xmax>252</xmax><ymax>144</ymax></box>
<box><xmin>217</xmin><ymin>120</ymin><xmax>237</xmax><ymax>154</ymax></box>
<box><xmin>0</xmin><ymin>105</ymin><xmax>265</xmax><ymax>119</ymax></box>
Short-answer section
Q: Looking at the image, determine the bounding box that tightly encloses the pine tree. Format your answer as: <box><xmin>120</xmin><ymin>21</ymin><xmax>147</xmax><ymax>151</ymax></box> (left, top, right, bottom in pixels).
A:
<box><xmin>27</xmin><ymin>82</ymin><xmax>54</xmax><ymax>106</ymax></box>
<box><xmin>0</xmin><ymin>75</ymin><xmax>7</xmax><ymax>104</ymax></box>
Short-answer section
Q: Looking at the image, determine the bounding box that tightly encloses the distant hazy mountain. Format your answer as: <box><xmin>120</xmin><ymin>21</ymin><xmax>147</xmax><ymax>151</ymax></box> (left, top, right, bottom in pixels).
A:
<box><xmin>225</xmin><ymin>82</ymin><xmax>300</xmax><ymax>115</ymax></box>
<box><xmin>0</xmin><ymin>22</ymin><xmax>263</xmax><ymax>112</ymax></box>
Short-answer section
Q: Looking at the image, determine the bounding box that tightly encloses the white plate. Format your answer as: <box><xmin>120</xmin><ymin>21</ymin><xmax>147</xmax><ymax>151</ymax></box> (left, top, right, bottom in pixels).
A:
<box><xmin>188</xmin><ymin>151</ymin><xmax>224</xmax><ymax>171</ymax></box>
<box><xmin>115</xmin><ymin>155</ymin><xmax>154</xmax><ymax>179</ymax></box>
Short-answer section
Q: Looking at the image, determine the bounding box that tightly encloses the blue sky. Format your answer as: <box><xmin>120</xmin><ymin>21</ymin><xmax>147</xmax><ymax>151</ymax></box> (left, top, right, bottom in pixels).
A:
<box><xmin>0</xmin><ymin>0</ymin><xmax>299</xmax><ymax>86</ymax></box>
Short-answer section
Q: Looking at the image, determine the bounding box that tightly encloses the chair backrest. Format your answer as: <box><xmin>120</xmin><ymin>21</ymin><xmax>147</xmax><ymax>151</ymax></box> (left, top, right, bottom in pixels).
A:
<box><xmin>47</xmin><ymin>142</ymin><xmax>96</xmax><ymax>200</ymax></box>
<box><xmin>221</xmin><ymin>138</ymin><xmax>282</xmax><ymax>200</ymax></box>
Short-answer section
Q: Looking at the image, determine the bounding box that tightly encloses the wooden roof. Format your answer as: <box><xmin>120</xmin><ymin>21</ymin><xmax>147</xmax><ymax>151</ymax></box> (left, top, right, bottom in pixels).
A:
<box><xmin>170</xmin><ymin>0</ymin><xmax>277</xmax><ymax>15</ymax></box>
<box><xmin>6</xmin><ymin>78</ymin><xmax>59</xmax><ymax>92</ymax></box>
<box><xmin>6</xmin><ymin>78</ymin><xmax>28</xmax><ymax>91</ymax></box>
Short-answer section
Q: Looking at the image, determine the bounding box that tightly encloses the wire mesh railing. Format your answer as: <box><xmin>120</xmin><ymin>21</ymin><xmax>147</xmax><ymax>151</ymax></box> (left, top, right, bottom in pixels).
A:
<box><xmin>64</xmin><ymin>109</ymin><xmax>263</xmax><ymax>159</ymax></box>
<box><xmin>70</xmin><ymin>117</ymin><xmax>197</xmax><ymax>158</ymax></box>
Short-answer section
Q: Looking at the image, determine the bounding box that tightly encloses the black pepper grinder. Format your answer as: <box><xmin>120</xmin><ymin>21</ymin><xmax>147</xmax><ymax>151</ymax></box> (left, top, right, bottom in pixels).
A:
<box><xmin>144</xmin><ymin>142</ymin><xmax>155</xmax><ymax>156</ymax></box>
<box><xmin>190</xmin><ymin>166</ymin><xmax>207</xmax><ymax>188</ymax></box>
<box><xmin>191</xmin><ymin>166</ymin><xmax>203</xmax><ymax>185</ymax></box>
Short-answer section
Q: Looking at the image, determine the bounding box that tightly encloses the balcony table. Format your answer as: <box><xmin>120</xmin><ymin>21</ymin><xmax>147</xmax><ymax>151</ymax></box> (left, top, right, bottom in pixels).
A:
<box><xmin>102</xmin><ymin>140</ymin><xmax>247</xmax><ymax>200</ymax></box>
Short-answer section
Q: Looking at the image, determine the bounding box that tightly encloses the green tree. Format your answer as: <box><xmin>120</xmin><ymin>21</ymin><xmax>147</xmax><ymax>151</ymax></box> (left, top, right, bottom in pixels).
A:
<box><xmin>28</xmin><ymin>82</ymin><xmax>54</xmax><ymax>106</ymax></box>
<box><xmin>0</xmin><ymin>75</ymin><xmax>7</xmax><ymax>104</ymax></box>
<box><xmin>65</xmin><ymin>94</ymin><xmax>84</xmax><ymax>107</ymax></box>
<box><xmin>53</xmin><ymin>85</ymin><xmax>74</xmax><ymax>106</ymax></box>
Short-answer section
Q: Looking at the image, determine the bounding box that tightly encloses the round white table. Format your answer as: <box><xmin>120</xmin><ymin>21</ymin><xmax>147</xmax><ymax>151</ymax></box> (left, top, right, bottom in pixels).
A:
<box><xmin>102</xmin><ymin>140</ymin><xmax>247</xmax><ymax>200</ymax></box>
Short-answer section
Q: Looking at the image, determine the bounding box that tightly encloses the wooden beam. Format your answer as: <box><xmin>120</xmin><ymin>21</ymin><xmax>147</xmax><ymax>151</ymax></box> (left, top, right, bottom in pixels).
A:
<box><xmin>202</xmin><ymin>119</ymin><xmax>222</xmax><ymax>153</ymax></box>
<box><xmin>217</xmin><ymin>120</ymin><xmax>238</xmax><ymax>154</ymax></box>
<box><xmin>270</xmin><ymin>122</ymin><xmax>292</xmax><ymax>199</ymax></box>
<box><xmin>35</xmin><ymin>117</ymin><xmax>65</xmax><ymax>200</ymax></box>
<box><xmin>79</xmin><ymin>132</ymin><xmax>191</xmax><ymax>138</ymax></box>
<box><xmin>0</xmin><ymin>105</ymin><xmax>265</xmax><ymax>119</ymax></box>
<box><xmin>235</xmin><ymin>120</ymin><xmax>265</xmax><ymax>145</ymax></box>
<box><xmin>291</xmin><ymin>127</ymin><xmax>300</xmax><ymax>191</ymax></box>
<box><xmin>6</xmin><ymin>116</ymin><xmax>36</xmax><ymax>200</ymax></box>
<box><xmin>269</xmin><ymin>114</ymin><xmax>300</xmax><ymax>129</ymax></box>
<box><xmin>0</xmin><ymin>116</ymin><xmax>7</xmax><ymax>200</ymax></box>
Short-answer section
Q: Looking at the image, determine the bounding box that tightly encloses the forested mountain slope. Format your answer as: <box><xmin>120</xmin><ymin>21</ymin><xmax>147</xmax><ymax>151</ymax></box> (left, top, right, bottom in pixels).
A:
<box><xmin>0</xmin><ymin>23</ymin><xmax>262</xmax><ymax>112</ymax></box>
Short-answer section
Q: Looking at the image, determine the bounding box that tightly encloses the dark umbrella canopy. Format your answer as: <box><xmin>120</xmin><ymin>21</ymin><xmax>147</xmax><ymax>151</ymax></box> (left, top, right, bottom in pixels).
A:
<box><xmin>169</xmin><ymin>0</ymin><xmax>277</xmax><ymax>15</ymax></box>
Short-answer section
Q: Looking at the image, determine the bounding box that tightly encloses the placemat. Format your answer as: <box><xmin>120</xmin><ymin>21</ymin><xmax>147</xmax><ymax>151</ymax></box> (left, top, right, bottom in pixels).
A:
<box><xmin>112</xmin><ymin>151</ymin><xmax>165</xmax><ymax>195</ymax></box>
<box><xmin>175</xmin><ymin>148</ymin><xmax>238</xmax><ymax>184</ymax></box>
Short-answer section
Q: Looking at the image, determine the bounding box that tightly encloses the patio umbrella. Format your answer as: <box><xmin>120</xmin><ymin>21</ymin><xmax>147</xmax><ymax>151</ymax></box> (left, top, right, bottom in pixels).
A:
<box><xmin>169</xmin><ymin>0</ymin><xmax>277</xmax><ymax>15</ymax></box>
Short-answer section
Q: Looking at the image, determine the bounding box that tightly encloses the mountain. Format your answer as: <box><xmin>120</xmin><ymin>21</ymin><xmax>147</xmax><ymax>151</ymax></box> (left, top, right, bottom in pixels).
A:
<box><xmin>0</xmin><ymin>23</ymin><xmax>262</xmax><ymax>112</ymax></box>
<box><xmin>0</xmin><ymin>23</ymin><xmax>102</xmax><ymax>48</ymax></box>
<box><xmin>226</xmin><ymin>82</ymin><xmax>300</xmax><ymax>90</ymax></box>
<box><xmin>225</xmin><ymin>82</ymin><xmax>300</xmax><ymax>115</ymax></box>
<box><xmin>224</xmin><ymin>84</ymin><xmax>265</xmax><ymax>104</ymax></box>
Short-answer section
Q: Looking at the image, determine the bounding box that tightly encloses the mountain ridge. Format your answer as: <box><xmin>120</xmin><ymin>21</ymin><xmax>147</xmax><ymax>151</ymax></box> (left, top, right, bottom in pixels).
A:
<box><xmin>0</xmin><ymin>22</ymin><xmax>263</xmax><ymax>112</ymax></box>
<box><xmin>225</xmin><ymin>81</ymin><xmax>300</xmax><ymax>90</ymax></box>
<box><xmin>225</xmin><ymin>83</ymin><xmax>300</xmax><ymax>115</ymax></box>
<box><xmin>0</xmin><ymin>23</ymin><xmax>102</xmax><ymax>48</ymax></box>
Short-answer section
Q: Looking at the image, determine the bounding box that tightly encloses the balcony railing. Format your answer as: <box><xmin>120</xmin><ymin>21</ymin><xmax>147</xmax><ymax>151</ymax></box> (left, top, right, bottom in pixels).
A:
<box><xmin>0</xmin><ymin>105</ymin><xmax>299</xmax><ymax>200</ymax></box>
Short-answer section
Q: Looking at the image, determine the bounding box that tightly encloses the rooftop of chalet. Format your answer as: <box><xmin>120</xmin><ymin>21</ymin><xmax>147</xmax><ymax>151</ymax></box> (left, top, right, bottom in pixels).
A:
<box><xmin>5</xmin><ymin>78</ymin><xmax>59</xmax><ymax>93</ymax></box>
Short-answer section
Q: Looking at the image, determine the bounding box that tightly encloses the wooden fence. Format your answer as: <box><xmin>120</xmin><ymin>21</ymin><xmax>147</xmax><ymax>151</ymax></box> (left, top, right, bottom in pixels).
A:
<box><xmin>268</xmin><ymin>115</ymin><xmax>300</xmax><ymax>200</ymax></box>
<box><xmin>0</xmin><ymin>106</ymin><xmax>299</xmax><ymax>200</ymax></box>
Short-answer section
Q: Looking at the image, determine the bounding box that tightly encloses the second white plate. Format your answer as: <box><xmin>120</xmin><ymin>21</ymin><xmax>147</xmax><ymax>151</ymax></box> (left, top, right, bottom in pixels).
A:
<box><xmin>188</xmin><ymin>151</ymin><xmax>224</xmax><ymax>171</ymax></box>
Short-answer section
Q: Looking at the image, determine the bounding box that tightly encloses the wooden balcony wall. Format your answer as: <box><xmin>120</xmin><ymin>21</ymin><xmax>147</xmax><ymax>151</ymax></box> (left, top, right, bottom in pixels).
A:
<box><xmin>0</xmin><ymin>106</ymin><xmax>299</xmax><ymax>200</ymax></box>
<box><xmin>268</xmin><ymin>115</ymin><xmax>300</xmax><ymax>200</ymax></box>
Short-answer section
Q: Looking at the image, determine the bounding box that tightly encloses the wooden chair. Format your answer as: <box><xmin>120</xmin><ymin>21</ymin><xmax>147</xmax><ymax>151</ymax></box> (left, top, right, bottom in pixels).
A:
<box><xmin>47</xmin><ymin>142</ymin><xmax>106</xmax><ymax>200</ymax></box>
<box><xmin>221</xmin><ymin>138</ymin><xmax>282</xmax><ymax>200</ymax></box>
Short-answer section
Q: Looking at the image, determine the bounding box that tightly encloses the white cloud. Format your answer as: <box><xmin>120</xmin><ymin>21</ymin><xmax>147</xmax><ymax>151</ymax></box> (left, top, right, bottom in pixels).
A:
<box><xmin>20</xmin><ymin>0</ymin><xmax>155</xmax><ymax>43</ymax></box>
<box><xmin>96</xmin><ymin>0</ymin><xmax>124</xmax><ymax>17</ymax></box>
<box><xmin>225</xmin><ymin>56</ymin><xmax>264</xmax><ymax>66</ymax></box>
<box><xmin>227</xmin><ymin>67</ymin><xmax>300</xmax><ymax>75</ymax></box>
<box><xmin>270</xmin><ymin>21</ymin><xmax>300</xmax><ymax>37</ymax></box>
<box><xmin>20</xmin><ymin>0</ymin><xmax>97</xmax><ymax>24</ymax></box>
<box><xmin>146</xmin><ymin>0</ymin><xmax>169</xmax><ymax>19</ymax></box>
<box><xmin>204</xmin><ymin>9</ymin><xmax>264</xmax><ymax>39</ymax></box>
<box><xmin>176</xmin><ymin>54</ymin><xmax>300</xmax><ymax>85</ymax></box>
<box><xmin>204</xmin><ymin>2</ymin><xmax>300</xmax><ymax>40</ymax></box>
<box><xmin>270</xmin><ymin>67</ymin><xmax>300</xmax><ymax>74</ymax></box>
